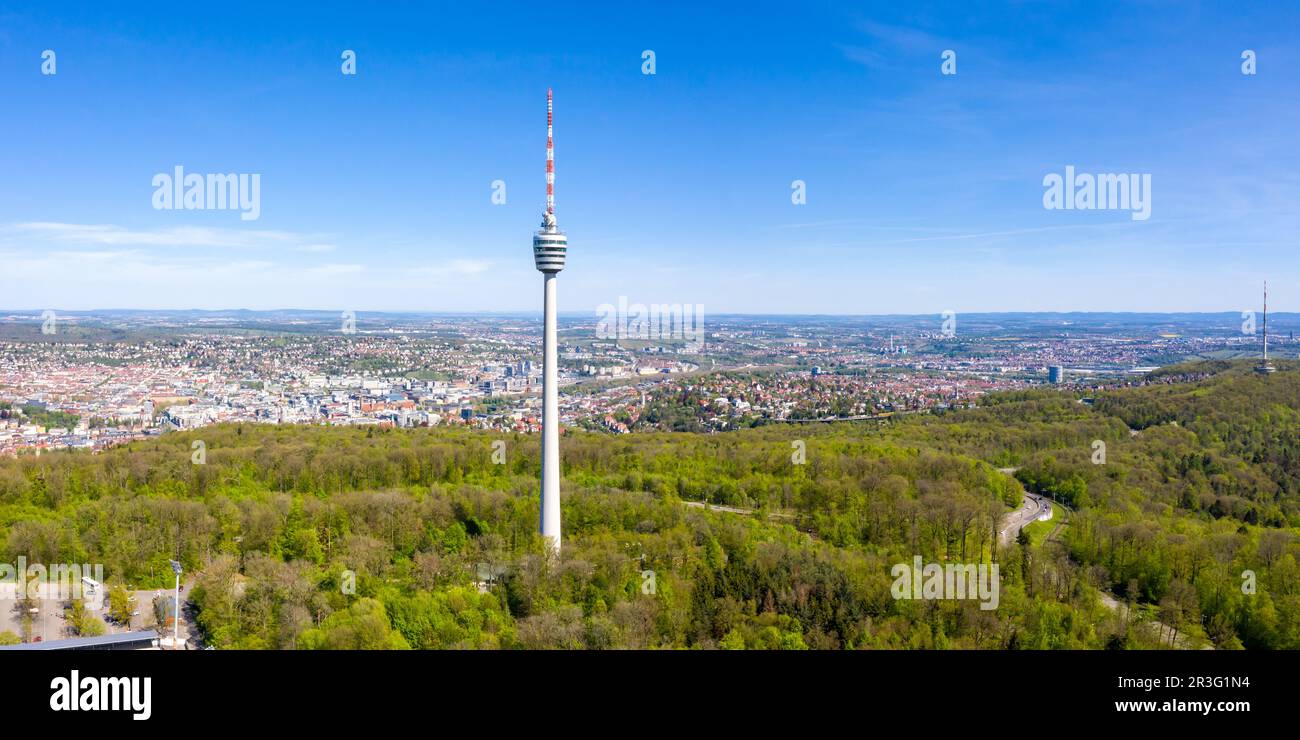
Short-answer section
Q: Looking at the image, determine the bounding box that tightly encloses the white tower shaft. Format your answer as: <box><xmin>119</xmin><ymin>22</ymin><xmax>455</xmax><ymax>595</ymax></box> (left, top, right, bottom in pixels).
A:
<box><xmin>540</xmin><ymin>273</ymin><xmax>561</xmax><ymax>551</ymax></box>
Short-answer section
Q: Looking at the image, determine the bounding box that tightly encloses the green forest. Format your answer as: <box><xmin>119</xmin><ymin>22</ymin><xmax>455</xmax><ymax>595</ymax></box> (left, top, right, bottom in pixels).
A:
<box><xmin>1</xmin><ymin>360</ymin><xmax>1297</xmax><ymax>649</ymax></box>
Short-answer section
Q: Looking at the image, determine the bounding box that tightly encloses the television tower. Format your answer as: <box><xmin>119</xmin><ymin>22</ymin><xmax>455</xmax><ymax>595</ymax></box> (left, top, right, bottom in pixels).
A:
<box><xmin>1257</xmin><ymin>280</ymin><xmax>1276</xmax><ymax>374</ymax></box>
<box><xmin>534</xmin><ymin>88</ymin><xmax>567</xmax><ymax>552</ymax></box>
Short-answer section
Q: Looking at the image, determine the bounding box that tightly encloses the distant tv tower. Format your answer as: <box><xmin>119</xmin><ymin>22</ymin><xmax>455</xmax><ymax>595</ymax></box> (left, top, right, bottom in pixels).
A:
<box><xmin>1256</xmin><ymin>281</ymin><xmax>1276</xmax><ymax>374</ymax></box>
<box><xmin>534</xmin><ymin>88</ymin><xmax>567</xmax><ymax>552</ymax></box>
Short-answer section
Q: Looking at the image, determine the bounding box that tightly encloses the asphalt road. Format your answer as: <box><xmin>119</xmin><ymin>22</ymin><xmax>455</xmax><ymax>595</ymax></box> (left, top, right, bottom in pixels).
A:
<box><xmin>998</xmin><ymin>493</ymin><xmax>1050</xmax><ymax>547</ymax></box>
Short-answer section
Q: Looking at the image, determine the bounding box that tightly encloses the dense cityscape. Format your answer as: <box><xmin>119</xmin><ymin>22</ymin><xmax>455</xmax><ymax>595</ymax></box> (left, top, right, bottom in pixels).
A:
<box><xmin>1</xmin><ymin>308</ymin><xmax>1290</xmax><ymax>455</ymax></box>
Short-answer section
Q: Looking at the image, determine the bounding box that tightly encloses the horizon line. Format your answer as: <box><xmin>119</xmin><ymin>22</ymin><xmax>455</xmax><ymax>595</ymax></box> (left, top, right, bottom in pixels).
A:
<box><xmin>0</xmin><ymin>308</ymin><xmax>1295</xmax><ymax>319</ymax></box>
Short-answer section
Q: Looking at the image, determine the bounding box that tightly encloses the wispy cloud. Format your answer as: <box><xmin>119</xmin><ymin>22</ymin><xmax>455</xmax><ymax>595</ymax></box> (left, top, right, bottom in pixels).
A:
<box><xmin>408</xmin><ymin>259</ymin><xmax>492</xmax><ymax>279</ymax></box>
<box><xmin>855</xmin><ymin>19</ymin><xmax>950</xmax><ymax>52</ymax></box>
<box><xmin>838</xmin><ymin>19</ymin><xmax>953</xmax><ymax>70</ymax></box>
<box><xmin>5</xmin><ymin>222</ymin><xmax>337</xmax><ymax>251</ymax></box>
<box><xmin>305</xmin><ymin>263</ymin><xmax>366</xmax><ymax>277</ymax></box>
<box><xmin>0</xmin><ymin>248</ymin><xmax>489</xmax><ymax>310</ymax></box>
<box><xmin>0</xmin><ymin>223</ymin><xmax>501</xmax><ymax>308</ymax></box>
<box><xmin>873</xmin><ymin>223</ymin><xmax>1125</xmax><ymax>245</ymax></box>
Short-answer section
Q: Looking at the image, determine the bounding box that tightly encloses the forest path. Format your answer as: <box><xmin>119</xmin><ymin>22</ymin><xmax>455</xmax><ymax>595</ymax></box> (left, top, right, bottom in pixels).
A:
<box><xmin>1096</xmin><ymin>591</ymin><xmax>1209</xmax><ymax>650</ymax></box>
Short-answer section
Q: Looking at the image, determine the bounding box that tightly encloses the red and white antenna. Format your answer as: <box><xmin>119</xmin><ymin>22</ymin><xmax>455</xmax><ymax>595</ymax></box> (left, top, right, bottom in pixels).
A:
<box><xmin>546</xmin><ymin>88</ymin><xmax>555</xmax><ymax>219</ymax></box>
<box><xmin>1257</xmin><ymin>279</ymin><xmax>1276</xmax><ymax>374</ymax></box>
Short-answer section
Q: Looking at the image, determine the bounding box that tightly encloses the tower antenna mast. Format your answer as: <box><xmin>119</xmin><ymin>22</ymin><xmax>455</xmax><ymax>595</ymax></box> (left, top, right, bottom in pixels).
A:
<box><xmin>546</xmin><ymin>88</ymin><xmax>554</xmax><ymax>219</ymax></box>
<box><xmin>1257</xmin><ymin>280</ymin><xmax>1276</xmax><ymax>374</ymax></box>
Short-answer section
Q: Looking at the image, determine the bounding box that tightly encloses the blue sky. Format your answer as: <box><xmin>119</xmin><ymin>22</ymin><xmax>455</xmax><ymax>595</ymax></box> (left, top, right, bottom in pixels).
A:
<box><xmin>0</xmin><ymin>1</ymin><xmax>1296</xmax><ymax>314</ymax></box>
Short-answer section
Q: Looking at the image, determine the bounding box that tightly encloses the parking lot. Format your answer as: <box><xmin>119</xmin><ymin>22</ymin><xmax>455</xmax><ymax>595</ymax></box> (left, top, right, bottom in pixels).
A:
<box><xmin>1</xmin><ymin>580</ymin><xmax>196</xmax><ymax>646</ymax></box>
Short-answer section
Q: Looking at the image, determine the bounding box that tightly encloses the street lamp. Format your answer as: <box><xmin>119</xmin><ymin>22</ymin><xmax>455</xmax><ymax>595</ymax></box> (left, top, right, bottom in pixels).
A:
<box><xmin>168</xmin><ymin>560</ymin><xmax>182</xmax><ymax>650</ymax></box>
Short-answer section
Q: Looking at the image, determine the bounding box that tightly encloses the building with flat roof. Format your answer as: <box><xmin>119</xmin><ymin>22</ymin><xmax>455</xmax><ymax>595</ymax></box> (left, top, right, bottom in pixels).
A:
<box><xmin>0</xmin><ymin>630</ymin><xmax>159</xmax><ymax>651</ymax></box>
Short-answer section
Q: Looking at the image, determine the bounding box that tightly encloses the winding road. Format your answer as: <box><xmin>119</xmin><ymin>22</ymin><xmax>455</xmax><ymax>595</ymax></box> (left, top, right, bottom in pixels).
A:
<box><xmin>997</xmin><ymin>492</ymin><xmax>1052</xmax><ymax>547</ymax></box>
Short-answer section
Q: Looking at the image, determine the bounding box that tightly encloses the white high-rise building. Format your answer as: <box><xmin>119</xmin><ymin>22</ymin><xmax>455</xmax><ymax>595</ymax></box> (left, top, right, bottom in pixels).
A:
<box><xmin>533</xmin><ymin>88</ymin><xmax>567</xmax><ymax>553</ymax></box>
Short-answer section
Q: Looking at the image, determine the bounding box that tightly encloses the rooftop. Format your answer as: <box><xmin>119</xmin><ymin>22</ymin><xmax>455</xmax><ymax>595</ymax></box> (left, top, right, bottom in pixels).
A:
<box><xmin>0</xmin><ymin>630</ymin><xmax>159</xmax><ymax>651</ymax></box>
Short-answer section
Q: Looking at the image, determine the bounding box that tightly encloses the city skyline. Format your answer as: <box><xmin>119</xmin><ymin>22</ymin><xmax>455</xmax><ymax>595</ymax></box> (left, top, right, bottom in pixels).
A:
<box><xmin>1</xmin><ymin>2</ymin><xmax>1297</xmax><ymax>314</ymax></box>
